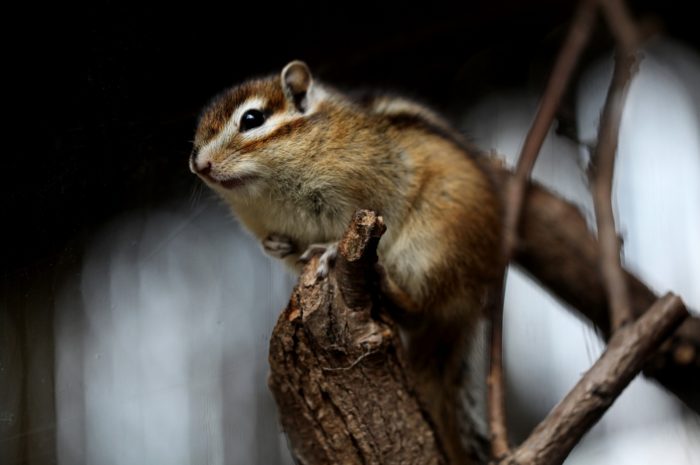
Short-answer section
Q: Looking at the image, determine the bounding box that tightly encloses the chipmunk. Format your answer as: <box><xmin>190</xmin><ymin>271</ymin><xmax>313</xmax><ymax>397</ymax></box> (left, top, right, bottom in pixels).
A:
<box><xmin>190</xmin><ymin>61</ymin><xmax>503</xmax><ymax>464</ymax></box>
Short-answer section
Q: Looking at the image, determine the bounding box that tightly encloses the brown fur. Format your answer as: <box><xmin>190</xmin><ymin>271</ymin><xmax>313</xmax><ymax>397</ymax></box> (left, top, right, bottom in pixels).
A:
<box><xmin>192</xmin><ymin>63</ymin><xmax>503</xmax><ymax>464</ymax></box>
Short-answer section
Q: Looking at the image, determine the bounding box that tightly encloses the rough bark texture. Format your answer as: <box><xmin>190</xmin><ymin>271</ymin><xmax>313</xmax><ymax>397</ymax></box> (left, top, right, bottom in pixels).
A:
<box><xmin>268</xmin><ymin>210</ymin><xmax>447</xmax><ymax>465</ymax></box>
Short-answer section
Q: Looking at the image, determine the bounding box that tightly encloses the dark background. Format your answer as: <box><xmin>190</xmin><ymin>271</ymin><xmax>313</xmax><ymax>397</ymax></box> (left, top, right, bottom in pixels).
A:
<box><xmin>2</xmin><ymin>0</ymin><xmax>699</xmax><ymax>279</ymax></box>
<box><xmin>3</xmin><ymin>0</ymin><xmax>697</xmax><ymax>277</ymax></box>
<box><xmin>1</xmin><ymin>1</ymin><xmax>698</xmax><ymax>463</ymax></box>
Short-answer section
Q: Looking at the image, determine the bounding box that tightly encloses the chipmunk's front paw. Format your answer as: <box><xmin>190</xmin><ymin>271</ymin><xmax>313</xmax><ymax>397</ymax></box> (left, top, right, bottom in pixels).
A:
<box><xmin>299</xmin><ymin>242</ymin><xmax>338</xmax><ymax>279</ymax></box>
<box><xmin>262</xmin><ymin>234</ymin><xmax>295</xmax><ymax>259</ymax></box>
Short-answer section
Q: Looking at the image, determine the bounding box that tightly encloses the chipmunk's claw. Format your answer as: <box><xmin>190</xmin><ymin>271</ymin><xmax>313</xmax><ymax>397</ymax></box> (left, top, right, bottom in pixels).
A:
<box><xmin>262</xmin><ymin>234</ymin><xmax>295</xmax><ymax>259</ymax></box>
<box><xmin>299</xmin><ymin>242</ymin><xmax>338</xmax><ymax>279</ymax></box>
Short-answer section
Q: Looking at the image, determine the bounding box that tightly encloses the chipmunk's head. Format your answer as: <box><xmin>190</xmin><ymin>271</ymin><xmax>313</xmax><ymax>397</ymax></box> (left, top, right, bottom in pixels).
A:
<box><xmin>190</xmin><ymin>61</ymin><xmax>330</xmax><ymax>197</ymax></box>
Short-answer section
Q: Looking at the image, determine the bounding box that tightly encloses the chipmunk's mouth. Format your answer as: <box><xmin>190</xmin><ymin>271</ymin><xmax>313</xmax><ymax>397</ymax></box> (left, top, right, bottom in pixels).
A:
<box><xmin>207</xmin><ymin>174</ymin><xmax>258</xmax><ymax>189</ymax></box>
<box><xmin>196</xmin><ymin>170</ymin><xmax>258</xmax><ymax>190</ymax></box>
<box><xmin>218</xmin><ymin>174</ymin><xmax>258</xmax><ymax>189</ymax></box>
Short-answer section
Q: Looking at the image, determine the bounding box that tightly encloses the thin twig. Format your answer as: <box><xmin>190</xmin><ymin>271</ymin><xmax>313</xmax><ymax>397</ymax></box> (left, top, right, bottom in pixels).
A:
<box><xmin>503</xmin><ymin>294</ymin><xmax>688</xmax><ymax>465</ymax></box>
<box><xmin>589</xmin><ymin>50</ymin><xmax>639</xmax><ymax>331</ymax></box>
<box><xmin>598</xmin><ymin>0</ymin><xmax>639</xmax><ymax>52</ymax></box>
<box><xmin>502</xmin><ymin>0</ymin><xmax>597</xmax><ymax>255</ymax></box>
<box><xmin>489</xmin><ymin>1</ymin><xmax>598</xmax><ymax>458</ymax></box>
<box><xmin>589</xmin><ymin>0</ymin><xmax>641</xmax><ymax>332</ymax></box>
<box><xmin>487</xmin><ymin>275</ymin><xmax>509</xmax><ymax>460</ymax></box>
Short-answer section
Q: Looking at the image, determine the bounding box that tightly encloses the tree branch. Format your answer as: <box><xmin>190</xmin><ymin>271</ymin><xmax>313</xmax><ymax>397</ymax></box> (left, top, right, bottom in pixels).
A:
<box><xmin>502</xmin><ymin>0</ymin><xmax>597</xmax><ymax>255</ymax></box>
<box><xmin>492</xmin><ymin>1</ymin><xmax>598</xmax><ymax>457</ymax></box>
<box><xmin>501</xmin><ymin>294</ymin><xmax>688</xmax><ymax>465</ymax></box>
<box><xmin>598</xmin><ymin>0</ymin><xmax>640</xmax><ymax>52</ymax></box>
<box><xmin>268</xmin><ymin>210</ymin><xmax>448</xmax><ymax>465</ymax></box>
<box><xmin>487</xmin><ymin>284</ymin><xmax>509</xmax><ymax>460</ymax></box>
<box><xmin>486</xmin><ymin>161</ymin><xmax>700</xmax><ymax>413</ymax></box>
<box><xmin>589</xmin><ymin>0</ymin><xmax>641</xmax><ymax>332</ymax></box>
<box><xmin>589</xmin><ymin>52</ymin><xmax>638</xmax><ymax>331</ymax></box>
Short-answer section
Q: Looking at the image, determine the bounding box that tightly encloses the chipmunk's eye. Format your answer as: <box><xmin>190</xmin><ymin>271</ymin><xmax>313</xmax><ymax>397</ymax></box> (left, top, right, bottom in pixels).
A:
<box><xmin>240</xmin><ymin>109</ymin><xmax>266</xmax><ymax>132</ymax></box>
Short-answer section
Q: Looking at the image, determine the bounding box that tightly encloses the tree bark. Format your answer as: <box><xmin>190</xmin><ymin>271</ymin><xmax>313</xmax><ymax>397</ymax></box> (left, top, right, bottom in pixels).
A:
<box><xmin>268</xmin><ymin>210</ymin><xmax>448</xmax><ymax>465</ymax></box>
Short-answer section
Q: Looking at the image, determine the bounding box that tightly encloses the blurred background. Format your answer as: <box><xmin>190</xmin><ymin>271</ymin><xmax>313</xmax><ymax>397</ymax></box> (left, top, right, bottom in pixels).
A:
<box><xmin>1</xmin><ymin>1</ymin><xmax>699</xmax><ymax>464</ymax></box>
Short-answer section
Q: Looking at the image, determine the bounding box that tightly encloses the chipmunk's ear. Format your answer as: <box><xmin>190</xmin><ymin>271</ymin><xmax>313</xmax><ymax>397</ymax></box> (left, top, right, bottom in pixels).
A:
<box><xmin>281</xmin><ymin>60</ymin><xmax>313</xmax><ymax>112</ymax></box>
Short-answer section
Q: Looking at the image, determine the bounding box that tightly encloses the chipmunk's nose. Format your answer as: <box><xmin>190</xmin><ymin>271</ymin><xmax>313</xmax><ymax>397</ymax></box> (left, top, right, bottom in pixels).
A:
<box><xmin>190</xmin><ymin>155</ymin><xmax>212</xmax><ymax>176</ymax></box>
<box><xmin>196</xmin><ymin>161</ymin><xmax>212</xmax><ymax>175</ymax></box>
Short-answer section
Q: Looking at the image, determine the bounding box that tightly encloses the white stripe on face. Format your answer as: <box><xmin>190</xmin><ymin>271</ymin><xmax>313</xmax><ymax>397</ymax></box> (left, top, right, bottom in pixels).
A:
<box><xmin>200</xmin><ymin>97</ymin><xmax>267</xmax><ymax>159</ymax></box>
<box><xmin>199</xmin><ymin>85</ymin><xmax>329</xmax><ymax>165</ymax></box>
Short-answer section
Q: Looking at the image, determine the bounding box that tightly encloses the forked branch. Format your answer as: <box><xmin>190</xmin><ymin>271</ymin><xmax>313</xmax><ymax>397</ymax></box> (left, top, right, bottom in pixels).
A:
<box><xmin>500</xmin><ymin>294</ymin><xmax>688</xmax><ymax>465</ymax></box>
<box><xmin>492</xmin><ymin>0</ymin><xmax>598</xmax><ymax>458</ymax></box>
